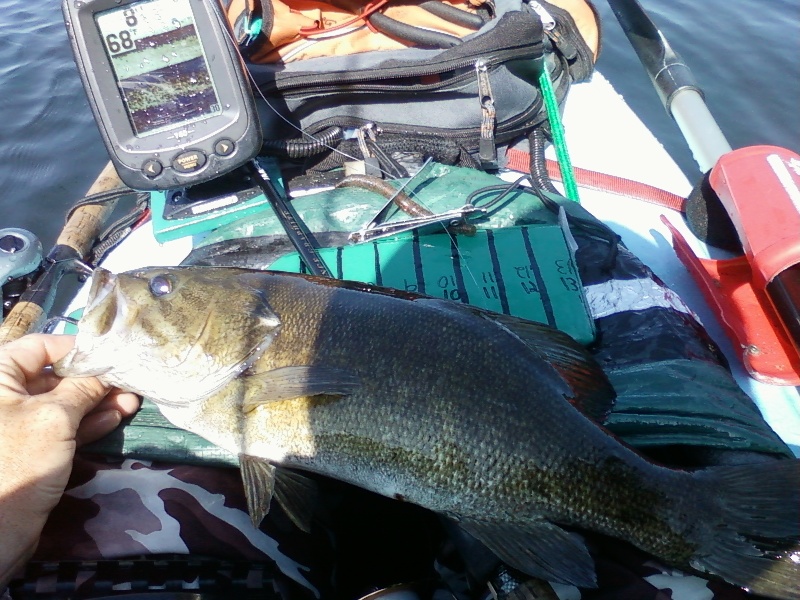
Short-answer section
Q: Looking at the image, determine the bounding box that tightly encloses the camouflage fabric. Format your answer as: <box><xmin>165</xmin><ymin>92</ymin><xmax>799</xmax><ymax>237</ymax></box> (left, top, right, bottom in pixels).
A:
<box><xmin>8</xmin><ymin>455</ymin><xmax>762</xmax><ymax>599</ymax></box>
<box><xmin>27</xmin><ymin>455</ymin><xmax>327</xmax><ymax>598</ymax></box>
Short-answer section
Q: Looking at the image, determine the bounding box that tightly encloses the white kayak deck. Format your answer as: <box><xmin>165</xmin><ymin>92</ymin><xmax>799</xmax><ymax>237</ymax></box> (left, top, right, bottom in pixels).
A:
<box><xmin>67</xmin><ymin>70</ymin><xmax>800</xmax><ymax>456</ymax></box>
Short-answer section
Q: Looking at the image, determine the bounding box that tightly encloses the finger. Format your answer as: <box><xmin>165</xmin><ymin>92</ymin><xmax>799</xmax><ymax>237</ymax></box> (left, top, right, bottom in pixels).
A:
<box><xmin>109</xmin><ymin>390</ymin><xmax>141</xmax><ymax>417</ymax></box>
<box><xmin>78</xmin><ymin>391</ymin><xmax>141</xmax><ymax>447</ymax></box>
<box><xmin>0</xmin><ymin>333</ymin><xmax>76</xmax><ymax>372</ymax></box>
<box><xmin>0</xmin><ymin>334</ymin><xmax>76</xmax><ymax>391</ymax></box>
<box><xmin>26</xmin><ymin>371</ymin><xmax>64</xmax><ymax>396</ymax></box>
<box><xmin>87</xmin><ymin>389</ymin><xmax>141</xmax><ymax>418</ymax></box>
<box><xmin>76</xmin><ymin>410</ymin><xmax>123</xmax><ymax>447</ymax></box>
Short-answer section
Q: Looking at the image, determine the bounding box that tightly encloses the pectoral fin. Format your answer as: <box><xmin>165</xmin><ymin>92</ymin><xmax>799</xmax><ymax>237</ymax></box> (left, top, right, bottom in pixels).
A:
<box><xmin>458</xmin><ymin>517</ymin><xmax>597</xmax><ymax>588</ymax></box>
<box><xmin>239</xmin><ymin>454</ymin><xmax>318</xmax><ymax>533</ymax></box>
<box><xmin>242</xmin><ymin>365</ymin><xmax>361</xmax><ymax>411</ymax></box>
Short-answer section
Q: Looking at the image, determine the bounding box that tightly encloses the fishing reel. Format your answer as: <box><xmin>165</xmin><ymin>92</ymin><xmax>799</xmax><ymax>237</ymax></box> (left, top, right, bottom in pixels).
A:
<box><xmin>0</xmin><ymin>228</ymin><xmax>43</xmax><ymax>320</ymax></box>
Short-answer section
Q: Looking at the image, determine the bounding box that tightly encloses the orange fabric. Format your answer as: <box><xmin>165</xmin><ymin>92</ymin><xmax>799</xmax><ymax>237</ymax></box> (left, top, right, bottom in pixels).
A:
<box><xmin>244</xmin><ymin>0</ymin><xmax>485</xmax><ymax>63</ymax></box>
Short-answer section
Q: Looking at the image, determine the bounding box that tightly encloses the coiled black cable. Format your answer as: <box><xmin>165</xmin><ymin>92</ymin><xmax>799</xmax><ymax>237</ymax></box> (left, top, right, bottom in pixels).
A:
<box><xmin>419</xmin><ymin>0</ymin><xmax>486</xmax><ymax>29</ymax></box>
<box><xmin>261</xmin><ymin>126</ymin><xmax>344</xmax><ymax>159</ymax></box>
<box><xmin>368</xmin><ymin>12</ymin><xmax>462</xmax><ymax>48</ymax></box>
<box><xmin>528</xmin><ymin>129</ymin><xmax>559</xmax><ymax>195</ymax></box>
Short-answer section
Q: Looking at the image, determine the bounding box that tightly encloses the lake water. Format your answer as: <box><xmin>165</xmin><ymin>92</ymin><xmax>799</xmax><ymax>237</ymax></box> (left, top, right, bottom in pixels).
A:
<box><xmin>0</xmin><ymin>0</ymin><xmax>798</xmax><ymax>249</ymax></box>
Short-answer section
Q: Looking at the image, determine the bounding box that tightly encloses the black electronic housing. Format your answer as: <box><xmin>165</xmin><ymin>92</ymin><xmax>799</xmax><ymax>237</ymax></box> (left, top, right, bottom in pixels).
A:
<box><xmin>62</xmin><ymin>0</ymin><xmax>261</xmax><ymax>190</ymax></box>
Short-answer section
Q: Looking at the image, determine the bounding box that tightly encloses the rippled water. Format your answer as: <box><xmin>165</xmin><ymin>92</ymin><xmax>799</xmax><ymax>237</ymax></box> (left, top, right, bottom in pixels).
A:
<box><xmin>0</xmin><ymin>0</ymin><xmax>798</xmax><ymax>249</ymax></box>
<box><xmin>0</xmin><ymin>0</ymin><xmax>109</xmax><ymax>242</ymax></box>
<box><xmin>594</xmin><ymin>0</ymin><xmax>800</xmax><ymax>176</ymax></box>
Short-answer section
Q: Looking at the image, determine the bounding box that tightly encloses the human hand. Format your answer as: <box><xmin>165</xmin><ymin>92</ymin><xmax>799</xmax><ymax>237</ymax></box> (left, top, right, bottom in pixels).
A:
<box><xmin>0</xmin><ymin>334</ymin><xmax>140</xmax><ymax>588</ymax></box>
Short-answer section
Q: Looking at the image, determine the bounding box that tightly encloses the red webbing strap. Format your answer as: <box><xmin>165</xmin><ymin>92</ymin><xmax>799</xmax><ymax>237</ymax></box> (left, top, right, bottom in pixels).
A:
<box><xmin>505</xmin><ymin>148</ymin><xmax>686</xmax><ymax>213</ymax></box>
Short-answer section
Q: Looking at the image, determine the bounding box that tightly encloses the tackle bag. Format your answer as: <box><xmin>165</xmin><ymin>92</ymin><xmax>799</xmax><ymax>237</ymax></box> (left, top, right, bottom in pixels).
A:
<box><xmin>224</xmin><ymin>0</ymin><xmax>597</xmax><ymax>176</ymax></box>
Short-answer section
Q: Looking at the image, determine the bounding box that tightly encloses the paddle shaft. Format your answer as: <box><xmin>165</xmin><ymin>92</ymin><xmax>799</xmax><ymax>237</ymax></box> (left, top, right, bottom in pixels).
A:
<box><xmin>607</xmin><ymin>0</ymin><xmax>731</xmax><ymax>172</ymax></box>
<box><xmin>609</xmin><ymin>0</ymin><xmax>800</xmax><ymax>357</ymax></box>
<box><xmin>0</xmin><ymin>162</ymin><xmax>123</xmax><ymax>345</ymax></box>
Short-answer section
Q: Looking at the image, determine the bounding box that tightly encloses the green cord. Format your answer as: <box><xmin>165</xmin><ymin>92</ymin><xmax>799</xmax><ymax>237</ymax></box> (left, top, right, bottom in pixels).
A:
<box><xmin>539</xmin><ymin>67</ymin><xmax>580</xmax><ymax>202</ymax></box>
<box><xmin>249</xmin><ymin>17</ymin><xmax>263</xmax><ymax>39</ymax></box>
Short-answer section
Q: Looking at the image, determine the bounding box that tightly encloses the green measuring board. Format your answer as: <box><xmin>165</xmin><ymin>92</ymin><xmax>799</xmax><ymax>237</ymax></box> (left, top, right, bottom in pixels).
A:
<box><xmin>269</xmin><ymin>224</ymin><xmax>595</xmax><ymax>344</ymax></box>
<box><xmin>150</xmin><ymin>189</ymin><xmax>275</xmax><ymax>243</ymax></box>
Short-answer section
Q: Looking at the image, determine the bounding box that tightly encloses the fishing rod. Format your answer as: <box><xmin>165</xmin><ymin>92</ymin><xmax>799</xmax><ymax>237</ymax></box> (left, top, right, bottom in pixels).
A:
<box><xmin>608</xmin><ymin>0</ymin><xmax>800</xmax><ymax>385</ymax></box>
<box><xmin>0</xmin><ymin>162</ymin><xmax>124</xmax><ymax>345</ymax></box>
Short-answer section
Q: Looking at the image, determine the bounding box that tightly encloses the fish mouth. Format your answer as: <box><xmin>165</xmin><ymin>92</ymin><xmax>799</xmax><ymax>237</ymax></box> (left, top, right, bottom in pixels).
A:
<box><xmin>82</xmin><ymin>267</ymin><xmax>119</xmax><ymax>336</ymax></box>
<box><xmin>85</xmin><ymin>268</ymin><xmax>116</xmax><ymax>313</ymax></box>
<box><xmin>53</xmin><ymin>268</ymin><xmax>120</xmax><ymax>377</ymax></box>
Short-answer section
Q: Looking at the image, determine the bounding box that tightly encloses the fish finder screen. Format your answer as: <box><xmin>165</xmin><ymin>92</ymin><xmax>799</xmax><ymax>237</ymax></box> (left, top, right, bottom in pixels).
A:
<box><xmin>95</xmin><ymin>0</ymin><xmax>221</xmax><ymax>137</ymax></box>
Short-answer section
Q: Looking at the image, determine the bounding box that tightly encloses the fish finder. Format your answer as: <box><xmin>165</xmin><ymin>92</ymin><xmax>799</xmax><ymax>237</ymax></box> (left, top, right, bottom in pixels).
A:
<box><xmin>63</xmin><ymin>0</ymin><xmax>261</xmax><ymax>190</ymax></box>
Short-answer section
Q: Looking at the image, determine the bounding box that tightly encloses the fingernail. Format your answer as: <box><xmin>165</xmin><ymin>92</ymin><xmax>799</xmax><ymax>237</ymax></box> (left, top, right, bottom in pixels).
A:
<box><xmin>119</xmin><ymin>394</ymin><xmax>142</xmax><ymax>416</ymax></box>
<box><xmin>95</xmin><ymin>409</ymin><xmax>123</xmax><ymax>428</ymax></box>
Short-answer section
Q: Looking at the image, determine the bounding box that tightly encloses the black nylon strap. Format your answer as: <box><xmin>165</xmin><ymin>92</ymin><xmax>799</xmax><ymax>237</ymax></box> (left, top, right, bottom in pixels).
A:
<box><xmin>9</xmin><ymin>558</ymin><xmax>287</xmax><ymax>600</ymax></box>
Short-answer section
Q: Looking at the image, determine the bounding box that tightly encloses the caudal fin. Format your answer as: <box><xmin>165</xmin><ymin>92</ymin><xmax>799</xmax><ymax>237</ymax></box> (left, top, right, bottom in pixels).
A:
<box><xmin>692</xmin><ymin>459</ymin><xmax>800</xmax><ymax>600</ymax></box>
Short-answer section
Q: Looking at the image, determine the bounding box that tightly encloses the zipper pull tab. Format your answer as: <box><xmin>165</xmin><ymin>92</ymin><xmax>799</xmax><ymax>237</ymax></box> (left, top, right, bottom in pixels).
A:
<box><xmin>529</xmin><ymin>1</ymin><xmax>556</xmax><ymax>31</ymax></box>
<box><xmin>529</xmin><ymin>1</ymin><xmax>577</xmax><ymax>60</ymax></box>
<box><xmin>476</xmin><ymin>60</ymin><xmax>498</xmax><ymax>169</ymax></box>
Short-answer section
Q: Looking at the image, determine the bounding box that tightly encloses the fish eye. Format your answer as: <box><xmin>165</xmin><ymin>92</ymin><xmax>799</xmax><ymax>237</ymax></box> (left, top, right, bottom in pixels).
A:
<box><xmin>149</xmin><ymin>274</ymin><xmax>173</xmax><ymax>297</ymax></box>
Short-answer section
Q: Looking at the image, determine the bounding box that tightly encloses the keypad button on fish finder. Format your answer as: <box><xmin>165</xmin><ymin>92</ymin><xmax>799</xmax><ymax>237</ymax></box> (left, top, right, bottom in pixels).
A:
<box><xmin>142</xmin><ymin>159</ymin><xmax>163</xmax><ymax>179</ymax></box>
<box><xmin>214</xmin><ymin>139</ymin><xmax>235</xmax><ymax>156</ymax></box>
<box><xmin>172</xmin><ymin>150</ymin><xmax>207</xmax><ymax>174</ymax></box>
<box><xmin>62</xmin><ymin>0</ymin><xmax>261</xmax><ymax>191</ymax></box>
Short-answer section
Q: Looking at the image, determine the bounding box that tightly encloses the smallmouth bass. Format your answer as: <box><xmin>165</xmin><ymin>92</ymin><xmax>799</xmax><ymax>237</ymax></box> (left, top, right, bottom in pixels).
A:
<box><xmin>55</xmin><ymin>266</ymin><xmax>800</xmax><ymax>599</ymax></box>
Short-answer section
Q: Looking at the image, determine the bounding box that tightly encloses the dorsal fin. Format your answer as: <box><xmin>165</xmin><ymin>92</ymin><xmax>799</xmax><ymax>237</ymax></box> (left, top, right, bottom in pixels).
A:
<box><xmin>421</xmin><ymin>296</ymin><xmax>615</xmax><ymax>422</ymax></box>
<box><xmin>487</xmin><ymin>312</ymin><xmax>616</xmax><ymax>423</ymax></box>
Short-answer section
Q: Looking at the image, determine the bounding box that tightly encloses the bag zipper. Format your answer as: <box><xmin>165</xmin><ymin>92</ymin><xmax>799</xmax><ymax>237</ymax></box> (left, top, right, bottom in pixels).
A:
<box><xmin>255</xmin><ymin>11</ymin><xmax>545</xmax><ymax>93</ymax></box>
<box><xmin>530</xmin><ymin>0</ymin><xmax>594</xmax><ymax>77</ymax></box>
<box><xmin>476</xmin><ymin>60</ymin><xmax>498</xmax><ymax>168</ymax></box>
<box><xmin>266</xmin><ymin>44</ymin><xmax>542</xmax><ymax>95</ymax></box>
<box><xmin>301</xmin><ymin>59</ymin><xmax>568</xmax><ymax>153</ymax></box>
